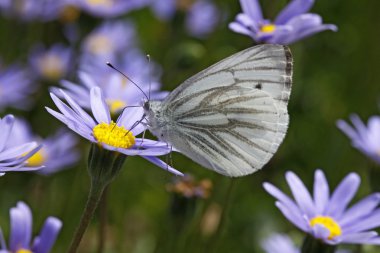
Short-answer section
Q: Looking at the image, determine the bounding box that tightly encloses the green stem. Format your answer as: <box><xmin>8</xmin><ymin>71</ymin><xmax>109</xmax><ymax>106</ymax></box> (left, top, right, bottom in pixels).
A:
<box><xmin>301</xmin><ymin>234</ymin><xmax>336</xmax><ymax>253</ymax></box>
<box><xmin>67</xmin><ymin>180</ymin><xmax>106</xmax><ymax>253</ymax></box>
<box><xmin>97</xmin><ymin>186</ymin><xmax>109</xmax><ymax>253</ymax></box>
<box><xmin>207</xmin><ymin>178</ymin><xmax>236</xmax><ymax>253</ymax></box>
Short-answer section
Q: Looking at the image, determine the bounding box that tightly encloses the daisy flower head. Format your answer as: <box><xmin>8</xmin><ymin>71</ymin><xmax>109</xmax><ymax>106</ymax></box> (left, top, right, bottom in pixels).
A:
<box><xmin>29</xmin><ymin>44</ymin><xmax>72</xmax><ymax>82</ymax></box>
<box><xmin>77</xmin><ymin>0</ymin><xmax>148</xmax><ymax>18</ymax></box>
<box><xmin>337</xmin><ymin>114</ymin><xmax>380</xmax><ymax>165</ymax></box>
<box><xmin>81</xmin><ymin>20</ymin><xmax>135</xmax><ymax>61</ymax></box>
<box><xmin>0</xmin><ymin>63</ymin><xmax>37</xmax><ymax>111</ymax></box>
<box><xmin>229</xmin><ymin>0</ymin><xmax>337</xmax><ymax>45</ymax></box>
<box><xmin>261</xmin><ymin>233</ymin><xmax>351</xmax><ymax>253</ymax></box>
<box><xmin>185</xmin><ymin>0</ymin><xmax>220</xmax><ymax>38</ymax></box>
<box><xmin>46</xmin><ymin>86</ymin><xmax>183</xmax><ymax>176</ymax></box>
<box><xmin>59</xmin><ymin>49</ymin><xmax>168</xmax><ymax>114</ymax></box>
<box><xmin>0</xmin><ymin>201</ymin><xmax>62</xmax><ymax>253</ymax></box>
<box><xmin>6</xmin><ymin>118</ymin><xmax>80</xmax><ymax>175</ymax></box>
<box><xmin>0</xmin><ymin>115</ymin><xmax>42</xmax><ymax>176</ymax></box>
<box><xmin>264</xmin><ymin>169</ymin><xmax>380</xmax><ymax>245</ymax></box>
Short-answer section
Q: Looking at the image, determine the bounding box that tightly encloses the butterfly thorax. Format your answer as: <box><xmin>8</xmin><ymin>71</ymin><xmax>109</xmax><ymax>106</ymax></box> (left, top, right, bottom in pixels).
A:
<box><xmin>143</xmin><ymin>100</ymin><xmax>172</xmax><ymax>142</ymax></box>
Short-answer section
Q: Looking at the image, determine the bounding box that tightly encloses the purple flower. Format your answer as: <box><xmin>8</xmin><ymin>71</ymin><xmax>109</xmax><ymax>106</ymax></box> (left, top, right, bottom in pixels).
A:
<box><xmin>6</xmin><ymin>118</ymin><xmax>80</xmax><ymax>175</ymax></box>
<box><xmin>264</xmin><ymin>169</ymin><xmax>380</xmax><ymax>245</ymax></box>
<box><xmin>46</xmin><ymin>86</ymin><xmax>183</xmax><ymax>176</ymax></box>
<box><xmin>261</xmin><ymin>233</ymin><xmax>350</xmax><ymax>253</ymax></box>
<box><xmin>261</xmin><ymin>234</ymin><xmax>299</xmax><ymax>253</ymax></box>
<box><xmin>0</xmin><ymin>115</ymin><xmax>41</xmax><ymax>176</ymax></box>
<box><xmin>337</xmin><ymin>114</ymin><xmax>380</xmax><ymax>164</ymax></box>
<box><xmin>58</xmin><ymin>49</ymin><xmax>168</xmax><ymax>114</ymax></box>
<box><xmin>186</xmin><ymin>0</ymin><xmax>220</xmax><ymax>38</ymax></box>
<box><xmin>149</xmin><ymin>0</ymin><xmax>176</xmax><ymax>21</ymax></box>
<box><xmin>29</xmin><ymin>44</ymin><xmax>72</xmax><ymax>81</ymax></box>
<box><xmin>77</xmin><ymin>0</ymin><xmax>148</xmax><ymax>18</ymax></box>
<box><xmin>0</xmin><ymin>201</ymin><xmax>62</xmax><ymax>253</ymax></box>
<box><xmin>0</xmin><ymin>64</ymin><xmax>37</xmax><ymax>111</ymax></box>
<box><xmin>81</xmin><ymin>21</ymin><xmax>136</xmax><ymax>62</ymax></box>
<box><xmin>229</xmin><ymin>0</ymin><xmax>337</xmax><ymax>44</ymax></box>
<box><xmin>0</xmin><ymin>0</ymin><xmax>72</xmax><ymax>21</ymax></box>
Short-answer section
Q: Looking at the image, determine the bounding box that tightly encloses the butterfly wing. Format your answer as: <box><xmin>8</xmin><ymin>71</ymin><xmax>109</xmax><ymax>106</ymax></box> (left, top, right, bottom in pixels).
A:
<box><xmin>160</xmin><ymin>44</ymin><xmax>292</xmax><ymax>177</ymax></box>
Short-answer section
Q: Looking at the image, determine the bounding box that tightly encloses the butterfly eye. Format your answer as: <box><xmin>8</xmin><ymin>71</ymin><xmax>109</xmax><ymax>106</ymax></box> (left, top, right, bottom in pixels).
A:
<box><xmin>143</xmin><ymin>101</ymin><xmax>150</xmax><ymax>111</ymax></box>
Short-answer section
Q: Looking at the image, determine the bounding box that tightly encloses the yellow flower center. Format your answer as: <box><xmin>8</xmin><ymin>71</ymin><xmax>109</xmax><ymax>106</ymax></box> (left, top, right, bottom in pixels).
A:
<box><xmin>93</xmin><ymin>121</ymin><xmax>135</xmax><ymax>149</ymax></box>
<box><xmin>39</xmin><ymin>54</ymin><xmax>64</xmax><ymax>80</ymax></box>
<box><xmin>60</xmin><ymin>5</ymin><xmax>80</xmax><ymax>23</ymax></box>
<box><xmin>106</xmin><ymin>99</ymin><xmax>126</xmax><ymax>114</ymax></box>
<box><xmin>27</xmin><ymin>150</ymin><xmax>46</xmax><ymax>167</ymax></box>
<box><xmin>260</xmin><ymin>24</ymin><xmax>276</xmax><ymax>33</ymax></box>
<box><xmin>86</xmin><ymin>0</ymin><xmax>113</xmax><ymax>7</ymax></box>
<box><xmin>86</xmin><ymin>35</ymin><xmax>113</xmax><ymax>55</ymax></box>
<box><xmin>310</xmin><ymin>216</ymin><xmax>342</xmax><ymax>239</ymax></box>
<box><xmin>16</xmin><ymin>249</ymin><xmax>33</xmax><ymax>253</ymax></box>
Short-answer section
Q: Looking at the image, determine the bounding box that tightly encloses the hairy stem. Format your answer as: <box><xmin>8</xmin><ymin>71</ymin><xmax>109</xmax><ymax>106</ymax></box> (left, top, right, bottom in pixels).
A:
<box><xmin>67</xmin><ymin>180</ymin><xmax>105</xmax><ymax>253</ymax></box>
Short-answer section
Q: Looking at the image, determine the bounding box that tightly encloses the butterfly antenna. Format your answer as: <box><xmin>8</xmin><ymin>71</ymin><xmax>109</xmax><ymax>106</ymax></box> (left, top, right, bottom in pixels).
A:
<box><xmin>106</xmin><ymin>62</ymin><xmax>149</xmax><ymax>100</ymax></box>
<box><xmin>146</xmin><ymin>54</ymin><xmax>151</xmax><ymax>101</ymax></box>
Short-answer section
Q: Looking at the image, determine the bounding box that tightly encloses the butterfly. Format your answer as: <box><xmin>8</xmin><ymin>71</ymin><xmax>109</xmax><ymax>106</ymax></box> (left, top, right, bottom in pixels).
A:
<box><xmin>143</xmin><ymin>44</ymin><xmax>292</xmax><ymax>177</ymax></box>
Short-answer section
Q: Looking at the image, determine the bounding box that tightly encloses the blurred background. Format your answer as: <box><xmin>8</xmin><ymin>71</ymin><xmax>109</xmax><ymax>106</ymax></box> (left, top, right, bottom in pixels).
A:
<box><xmin>0</xmin><ymin>0</ymin><xmax>379</xmax><ymax>252</ymax></box>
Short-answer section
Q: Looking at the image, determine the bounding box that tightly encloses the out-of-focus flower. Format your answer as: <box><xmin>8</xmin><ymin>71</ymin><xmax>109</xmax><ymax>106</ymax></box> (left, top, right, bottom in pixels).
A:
<box><xmin>0</xmin><ymin>63</ymin><xmax>37</xmax><ymax>111</ymax></box>
<box><xmin>261</xmin><ymin>234</ymin><xmax>299</xmax><ymax>253</ymax></box>
<box><xmin>46</xmin><ymin>87</ymin><xmax>183</xmax><ymax>176</ymax></box>
<box><xmin>77</xmin><ymin>0</ymin><xmax>148</xmax><ymax>18</ymax></box>
<box><xmin>0</xmin><ymin>0</ymin><xmax>73</xmax><ymax>21</ymax></box>
<box><xmin>149</xmin><ymin>0</ymin><xmax>177</xmax><ymax>21</ymax></box>
<box><xmin>0</xmin><ymin>201</ymin><xmax>62</xmax><ymax>253</ymax></box>
<box><xmin>59</xmin><ymin>49</ymin><xmax>168</xmax><ymax>114</ymax></box>
<box><xmin>0</xmin><ymin>115</ymin><xmax>41</xmax><ymax>176</ymax></box>
<box><xmin>261</xmin><ymin>233</ymin><xmax>350</xmax><ymax>253</ymax></box>
<box><xmin>167</xmin><ymin>174</ymin><xmax>212</xmax><ymax>198</ymax></box>
<box><xmin>337</xmin><ymin>114</ymin><xmax>380</xmax><ymax>164</ymax></box>
<box><xmin>264</xmin><ymin>169</ymin><xmax>380</xmax><ymax>245</ymax></box>
<box><xmin>185</xmin><ymin>0</ymin><xmax>220</xmax><ymax>38</ymax></box>
<box><xmin>6</xmin><ymin>118</ymin><xmax>79</xmax><ymax>175</ymax></box>
<box><xmin>81</xmin><ymin>21</ymin><xmax>136</xmax><ymax>62</ymax></box>
<box><xmin>29</xmin><ymin>44</ymin><xmax>72</xmax><ymax>82</ymax></box>
<box><xmin>229</xmin><ymin>0</ymin><xmax>337</xmax><ymax>45</ymax></box>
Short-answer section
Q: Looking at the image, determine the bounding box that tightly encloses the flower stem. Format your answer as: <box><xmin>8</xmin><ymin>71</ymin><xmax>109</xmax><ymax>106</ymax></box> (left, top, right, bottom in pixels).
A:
<box><xmin>67</xmin><ymin>180</ymin><xmax>105</xmax><ymax>253</ymax></box>
<box><xmin>97</xmin><ymin>186</ymin><xmax>109</xmax><ymax>253</ymax></box>
<box><xmin>301</xmin><ymin>234</ymin><xmax>336</xmax><ymax>253</ymax></box>
<box><xmin>206</xmin><ymin>178</ymin><xmax>236</xmax><ymax>253</ymax></box>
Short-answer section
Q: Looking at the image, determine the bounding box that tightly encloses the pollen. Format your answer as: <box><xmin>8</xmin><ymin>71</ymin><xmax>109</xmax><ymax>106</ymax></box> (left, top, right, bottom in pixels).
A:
<box><xmin>310</xmin><ymin>216</ymin><xmax>342</xmax><ymax>239</ymax></box>
<box><xmin>16</xmin><ymin>249</ymin><xmax>33</xmax><ymax>253</ymax></box>
<box><xmin>107</xmin><ymin>99</ymin><xmax>126</xmax><ymax>114</ymax></box>
<box><xmin>260</xmin><ymin>24</ymin><xmax>276</xmax><ymax>33</ymax></box>
<box><xmin>93</xmin><ymin>121</ymin><xmax>135</xmax><ymax>149</ymax></box>
<box><xmin>27</xmin><ymin>150</ymin><xmax>46</xmax><ymax>167</ymax></box>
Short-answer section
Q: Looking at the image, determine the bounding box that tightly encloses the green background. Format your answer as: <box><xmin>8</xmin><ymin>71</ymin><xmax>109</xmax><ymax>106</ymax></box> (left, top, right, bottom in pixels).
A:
<box><xmin>0</xmin><ymin>0</ymin><xmax>379</xmax><ymax>252</ymax></box>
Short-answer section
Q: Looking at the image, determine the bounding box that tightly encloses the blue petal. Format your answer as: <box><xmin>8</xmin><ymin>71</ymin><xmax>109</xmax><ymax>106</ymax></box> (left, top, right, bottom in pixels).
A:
<box><xmin>285</xmin><ymin>171</ymin><xmax>316</xmax><ymax>218</ymax></box>
<box><xmin>275</xmin><ymin>0</ymin><xmax>315</xmax><ymax>24</ymax></box>
<box><xmin>0</xmin><ymin>115</ymin><xmax>14</xmax><ymax>152</ymax></box>
<box><xmin>325</xmin><ymin>173</ymin><xmax>360</xmax><ymax>218</ymax></box>
<box><xmin>141</xmin><ymin>156</ymin><xmax>183</xmax><ymax>176</ymax></box>
<box><xmin>239</xmin><ymin>0</ymin><xmax>263</xmax><ymax>22</ymax></box>
<box><xmin>9</xmin><ymin>202</ymin><xmax>32</xmax><ymax>251</ymax></box>
<box><xmin>90</xmin><ymin>87</ymin><xmax>111</xmax><ymax>124</ymax></box>
<box><xmin>32</xmin><ymin>217</ymin><xmax>62</xmax><ymax>253</ymax></box>
<box><xmin>313</xmin><ymin>170</ymin><xmax>330</xmax><ymax>214</ymax></box>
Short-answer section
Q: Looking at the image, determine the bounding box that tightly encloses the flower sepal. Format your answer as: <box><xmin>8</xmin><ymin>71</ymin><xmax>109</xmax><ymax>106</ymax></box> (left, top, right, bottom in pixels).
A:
<box><xmin>87</xmin><ymin>143</ymin><xmax>127</xmax><ymax>186</ymax></box>
<box><xmin>301</xmin><ymin>234</ymin><xmax>336</xmax><ymax>253</ymax></box>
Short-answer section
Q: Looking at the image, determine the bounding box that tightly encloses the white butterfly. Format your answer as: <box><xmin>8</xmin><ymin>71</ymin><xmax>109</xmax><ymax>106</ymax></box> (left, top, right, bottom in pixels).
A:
<box><xmin>143</xmin><ymin>44</ymin><xmax>292</xmax><ymax>177</ymax></box>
